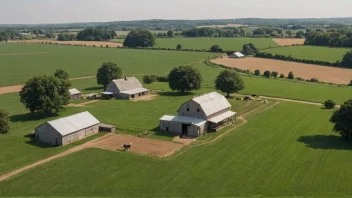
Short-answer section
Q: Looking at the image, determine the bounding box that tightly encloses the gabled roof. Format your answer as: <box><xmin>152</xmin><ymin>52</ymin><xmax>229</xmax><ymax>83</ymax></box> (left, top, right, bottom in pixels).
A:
<box><xmin>120</xmin><ymin>87</ymin><xmax>148</xmax><ymax>95</ymax></box>
<box><xmin>69</xmin><ymin>88</ymin><xmax>81</xmax><ymax>95</ymax></box>
<box><xmin>160</xmin><ymin>115</ymin><xmax>206</xmax><ymax>126</ymax></box>
<box><xmin>47</xmin><ymin>112</ymin><xmax>100</xmax><ymax>136</ymax></box>
<box><xmin>111</xmin><ymin>77</ymin><xmax>143</xmax><ymax>91</ymax></box>
<box><xmin>231</xmin><ymin>52</ymin><xmax>245</xmax><ymax>57</ymax></box>
<box><xmin>192</xmin><ymin>92</ymin><xmax>231</xmax><ymax>116</ymax></box>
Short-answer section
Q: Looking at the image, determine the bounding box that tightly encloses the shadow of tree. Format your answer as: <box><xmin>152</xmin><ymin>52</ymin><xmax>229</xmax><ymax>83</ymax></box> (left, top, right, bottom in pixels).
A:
<box><xmin>10</xmin><ymin>112</ymin><xmax>58</xmax><ymax>123</ymax></box>
<box><xmin>158</xmin><ymin>91</ymin><xmax>194</xmax><ymax>97</ymax></box>
<box><xmin>297</xmin><ymin>135</ymin><xmax>352</xmax><ymax>150</ymax></box>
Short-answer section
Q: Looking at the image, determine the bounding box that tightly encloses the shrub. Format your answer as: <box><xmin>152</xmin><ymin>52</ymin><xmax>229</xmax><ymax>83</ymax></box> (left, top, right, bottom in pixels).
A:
<box><xmin>271</xmin><ymin>71</ymin><xmax>278</xmax><ymax>78</ymax></box>
<box><xmin>0</xmin><ymin>109</ymin><xmax>10</xmax><ymax>134</ymax></box>
<box><xmin>143</xmin><ymin>75</ymin><xmax>157</xmax><ymax>84</ymax></box>
<box><xmin>263</xmin><ymin>70</ymin><xmax>271</xmax><ymax>78</ymax></box>
<box><xmin>287</xmin><ymin>71</ymin><xmax>295</xmax><ymax>80</ymax></box>
<box><xmin>310</xmin><ymin>78</ymin><xmax>319</xmax><ymax>83</ymax></box>
<box><xmin>254</xmin><ymin>69</ymin><xmax>260</xmax><ymax>76</ymax></box>
<box><xmin>210</xmin><ymin>45</ymin><xmax>223</xmax><ymax>52</ymax></box>
<box><xmin>156</xmin><ymin>76</ymin><xmax>168</xmax><ymax>82</ymax></box>
<box><xmin>348</xmin><ymin>80</ymin><xmax>352</xmax><ymax>86</ymax></box>
<box><xmin>279</xmin><ymin>73</ymin><xmax>285</xmax><ymax>78</ymax></box>
<box><xmin>106</xmin><ymin>45</ymin><xmax>109</xmax><ymax>48</ymax></box>
<box><xmin>324</xmin><ymin>100</ymin><xmax>336</xmax><ymax>109</ymax></box>
<box><xmin>176</xmin><ymin>44</ymin><xmax>182</xmax><ymax>50</ymax></box>
<box><xmin>296</xmin><ymin>77</ymin><xmax>304</xmax><ymax>81</ymax></box>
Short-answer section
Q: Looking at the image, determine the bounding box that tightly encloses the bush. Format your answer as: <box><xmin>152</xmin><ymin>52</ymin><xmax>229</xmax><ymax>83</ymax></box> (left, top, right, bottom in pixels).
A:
<box><xmin>176</xmin><ymin>44</ymin><xmax>182</xmax><ymax>50</ymax></box>
<box><xmin>210</xmin><ymin>45</ymin><xmax>223</xmax><ymax>52</ymax></box>
<box><xmin>310</xmin><ymin>78</ymin><xmax>319</xmax><ymax>83</ymax></box>
<box><xmin>287</xmin><ymin>71</ymin><xmax>295</xmax><ymax>80</ymax></box>
<box><xmin>254</xmin><ymin>69</ymin><xmax>260</xmax><ymax>76</ymax></box>
<box><xmin>0</xmin><ymin>109</ymin><xmax>10</xmax><ymax>134</ymax></box>
<box><xmin>324</xmin><ymin>100</ymin><xmax>336</xmax><ymax>109</ymax></box>
<box><xmin>279</xmin><ymin>73</ymin><xmax>285</xmax><ymax>78</ymax></box>
<box><xmin>263</xmin><ymin>70</ymin><xmax>271</xmax><ymax>78</ymax></box>
<box><xmin>143</xmin><ymin>75</ymin><xmax>157</xmax><ymax>84</ymax></box>
<box><xmin>156</xmin><ymin>76</ymin><xmax>168</xmax><ymax>82</ymax></box>
<box><xmin>271</xmin><ymin>71</ymin><xmax>278</xmax><ymax>78</ymax></box>
<box><xmin>348</xmin><ymin>80</ymin><xmax>352</xmax><ymax>86</ymax></box>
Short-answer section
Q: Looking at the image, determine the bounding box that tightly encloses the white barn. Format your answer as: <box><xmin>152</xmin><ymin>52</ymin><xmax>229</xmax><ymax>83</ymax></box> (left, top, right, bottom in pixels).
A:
<box><xmin>69</xmin><ymin>88</ymin><xmax>82</xmax><ymax>100</ymax></box>
<box><xmin>104</xmin><ymin>77</ymin><xmax>149</xmax><ymax>99</ymax></box>
<box><xmin>35</xmin><ymin>112</ymin><xmax>100</xmax><ymax>146</ymax></box>
<box><xmin>229</xmin><ymin>52</ymin><xmax>245</xmax><ymax>58</ymax></box>
<box><xmin>160</xmin><ymin>92</ymin><xmax>237</xmax><ymax>137</ymax></box>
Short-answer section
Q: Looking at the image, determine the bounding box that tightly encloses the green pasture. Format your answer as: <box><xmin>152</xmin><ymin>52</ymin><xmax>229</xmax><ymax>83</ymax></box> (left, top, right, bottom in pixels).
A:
<box><xmin>155</xmin><ymin>37</ymin><xmax>278</xmax><ymax>51</ymax></box>
<box><xmin>263</xmin><ymin>45</ymin><xmax>350</xmax><ymax>62</ymax></box>
<box><xmin>2</xmin><ymin>102</ymin><xmax>352</xmax><ymax>197</ymax></box>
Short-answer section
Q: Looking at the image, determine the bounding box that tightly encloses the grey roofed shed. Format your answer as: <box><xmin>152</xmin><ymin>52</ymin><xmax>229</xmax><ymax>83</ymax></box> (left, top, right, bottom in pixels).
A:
<box><xmin>105</xmin><ymin>76</ymin><xmax>149</xmax><ymax>99</ymax></box>
<box><xmin>69</xmin><ymin>88</ymin><xmax>82</xmax><ymax>95</ymax></box>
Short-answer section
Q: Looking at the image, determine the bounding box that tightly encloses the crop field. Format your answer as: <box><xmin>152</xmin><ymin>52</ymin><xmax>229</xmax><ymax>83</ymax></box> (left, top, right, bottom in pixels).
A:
<box><xmin>263</xmin><ymin>45</ymin><xmax>350</xmax><ymax>62</ymax></box>
<box><xmin>272</xmin><ymin>38</ymin><xmax>305</xmax><ymax>46</ymax></box>
<box><xmin>2</xmin><ymin>102</ymin><xmax>352</xmax><ymax>197</ymax></box>
<box><xmin>212</xmin><ymin>57</ymin><xmax>352</xmax><ymax>84</ymax></box>
<box><xmin>155</xmin><ymin>37</ymin><xmax>278</xmax><ymax>51</ymax></box>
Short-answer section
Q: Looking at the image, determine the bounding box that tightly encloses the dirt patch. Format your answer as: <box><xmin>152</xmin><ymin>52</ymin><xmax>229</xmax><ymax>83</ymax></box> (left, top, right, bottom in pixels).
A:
<box><xmin>10</xmin><ymin>40</ymin><xmax>123</xmax><ymax>48</ymax></box>
<box><xmin>211</xmin><ymin>57</ymin><xmax>352</xmax><ymax>84</ymax></box>
<box><xmin>0</xmin><ymin>76</ymin><xmax>95</xmax><ymax>95</ymax></box>
<box><xmin>173</xmin><ymin>136</ymin><xmax>196</xmax><ymax>146</ymax></box>
<box><xmin>0</xmin><ymin>52</ymin><xmax>51</xmax><ymax>56</ymax></box>
<box><xmin>92</xmin><ymin>134</ymin><xmax>183</xmax><ymax>157</ymax></box>
<box><xmin>132</xmin><ymin>94</ymin><xmax>157</xmax><ymax>102</ymax></box>
<box><xmin>272</xmin><ymin>38</ymin><xmax>305</xmax><ymax>46</ymax></box>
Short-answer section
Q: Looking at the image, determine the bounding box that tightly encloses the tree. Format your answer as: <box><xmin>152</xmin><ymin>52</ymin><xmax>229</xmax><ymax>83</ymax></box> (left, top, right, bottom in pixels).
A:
<box><xmin>54</xmin><ymin>69</ymin><xmax>69</xmax><ymax>80</ymax></box>
<box><xmin>242</xmin><ymin>43</ymin><xmax>258</xmax><ymax>55</ymax></box>
<box><xmin>143</xmin><ymin>75</ymin><xmax>157</xmax><ymax>84</ymax></box>
<box><xmin>168</xmin><ymin>66</ymin><xmax>202</xmax><ymax>92</ymax></box>
<box><xmin>348</xmin><ymin>80</ymin><xmax>352</xmax><ymax>86</ymax></box>
<box><xmin>210</xmin><ymin>45</ymin><xmax>223</xmax><ymax>52</ymax></box>
<box><xmin>215</xmin><ymin>70</ymin><xmax>244</xmax><ymax>97</ymax></box>
<box><xmin>324</xmin><ymin>100</ymin><xmax>336</xmax><ymax>109</ymax></box>
<box><xmin>57</xmin><ymin>33</ymin><xmax>75</xmax><ymax>41</ymax></box>
<box><xmin>123</xmin><ymin>30</ymin><xmax>155</xmax><ymax>47</ymax></box>
<box><xmin>176</xmin><ymin>44</ymin><xmax>183</xmax><ymax>50</ymax></box>
<box><xmin>96</xmin><ymin>62</ymin><xmax>122</xmax><ymax>89</ymax></box>
<box><xmin>287</xmin><ymin>71</ymin><xmax>295</xmax><ymax>80</ymax></box>
<box><xmin>19</xmin><ymin>76</ymin><xmax>70</xmax><ymax>115</ymax></box>
<box><xmin>0</xmin><ymin>109</ymin><xmax>10</xmax><ymax>134</ymax></box>
<box><xmin>279</xmin><ymin>73</ymin><xmax>285</xmax><ymax>78</ymax></box>
<box><xmin>263</xmin><ymin>70</ymin><xmax>271</xmax><ymax>78</ymax></box>
<box><xmin>330</xmin><ymin>99</ymin><xmax>352</xmax><ymax>140</ymax></box>
<box><xmin>254</xmin><ymin>69</ymin><xmax>260</xmax><ymax>76</ymax></box>
<box><xmin>167</xmin><ymin>30</ymin><xmax>174</xmax><ymax>37</ymax></box>
<box><xmin>272</xmin><ymin>71</ymin><xmax>278</xmax><ymax>78</ymax></box>
<box><xmin>341</xmin><ymin>50</ymin><xmax>352</xmax><ymax>68</ymax></box>
<box><xmin>295</xmin><ymin>31</ymin><xmax>305</xmax><ymax>38</ymax></box>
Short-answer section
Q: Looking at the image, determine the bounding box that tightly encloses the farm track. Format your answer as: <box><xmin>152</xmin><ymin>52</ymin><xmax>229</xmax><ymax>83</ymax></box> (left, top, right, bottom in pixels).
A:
<box><xmin>0</xmin><ymin>76</ymin><xmax>95</xmax><ymax>95</ymax></box>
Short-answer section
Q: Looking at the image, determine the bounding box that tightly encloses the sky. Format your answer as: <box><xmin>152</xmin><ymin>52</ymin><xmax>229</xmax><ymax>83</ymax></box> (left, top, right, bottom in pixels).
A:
<box><xmin>1</xmin><ymin>0</ymin><xmax>351</xmax><ymax>24</ymax></box>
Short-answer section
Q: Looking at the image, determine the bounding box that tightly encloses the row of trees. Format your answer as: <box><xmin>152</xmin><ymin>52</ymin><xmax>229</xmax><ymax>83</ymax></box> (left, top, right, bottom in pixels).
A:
<box><xmin>57</xmin><ymin>33</ymin><xmax>76</xmax><ymax>41</ymax></box>
<box><xmin>254</xmin><ymin>69</ymin><xmax>294</xmax><ymax>80</ymax></box>
<box><xmin>57</xmin><ymin>28</ymin><xmax>118</xmax><ymax>41</ymax></box>
<box><xmin>182</xmin><ymin>27</ymin><xmax>245</xmax><ymax>38</ymax></box>
<box><xmin>305</xmin><ymin>29</ymin><xmax>352</xmax><ymax>47</ymax></box>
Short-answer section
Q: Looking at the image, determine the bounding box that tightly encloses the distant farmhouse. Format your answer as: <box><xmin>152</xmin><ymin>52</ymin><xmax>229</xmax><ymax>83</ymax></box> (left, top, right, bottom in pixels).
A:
<box><xmin>35</xmin><ymin>112</ymin><xmax>100</xmax><ymax>146</ymax></box>
<box><xmin>229</xmin><ymin>52</ymin><xmax>245</xmax><ymax>58</ymax></box>
<box><xmin>160</xmin><ymin>92</ymin><xmax>237</xmax><ymax>137</ymax></box>
<box><xmin>69</xmin><ymin>88</ymin><xmax>82</xmax><ymax>100</ymax></box>
<box><xmin>102</xmin><ymin>76</ymin><xmax>148</xmax><ymax>99</ymax></box>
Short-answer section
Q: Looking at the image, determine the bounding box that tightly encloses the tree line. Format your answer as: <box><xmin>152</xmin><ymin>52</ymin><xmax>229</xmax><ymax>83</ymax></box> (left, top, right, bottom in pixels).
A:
<box><xmin>58</xmin><ymin>27</ymin><xmax>117</xmax><ymax>41</ymax></box>
<box><xmin>305</xmin><ymin>29</ymin><xmax>352</xmax><ymax>47</ymax></box>
<box><xmin>182</xmin><ymin>27</ymin><xmax>245</xmax><ymax>38</ymax></box>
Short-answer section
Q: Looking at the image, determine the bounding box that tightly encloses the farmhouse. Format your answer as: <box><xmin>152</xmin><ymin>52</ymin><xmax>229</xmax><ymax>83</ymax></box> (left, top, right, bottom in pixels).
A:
<box><xmin>103</xmin><ymin>76</ymin><xmax>148</xmax><ymax>99</ymax></box>
<box><xmin>229</xmin><ymin>52</ymin><xmax>245</xmax><ymax>58</ymax></box>
<box><xmin>69</xmin><ymin>88</ymin><xmax>82</xmax><ymax>100</ymax></box>
<box><xmin>160</xmin><ymin>92</ymin><xmax>237</xmax><ymax>137</ymax></box>
<box><xmin>34</xmin><ymin>111</ymin><xmax>100</xmax><ymax>146</ymax></box>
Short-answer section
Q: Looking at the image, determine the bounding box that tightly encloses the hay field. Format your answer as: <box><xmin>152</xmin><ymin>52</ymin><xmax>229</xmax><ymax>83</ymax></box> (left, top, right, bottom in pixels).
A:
<box><xmin>272</xmin><ymin>38</ymin><xmax>305</xmax><ymax>46</ymax></box>
<box><xmin>212</xmin><ymin>57</ymin><xmax>352</xmax><ymax>84</ymax></box>
<box><xmin>10</xmin><ymin>39</ymin><xmax>123</xmax><ymax>47</ymax></box>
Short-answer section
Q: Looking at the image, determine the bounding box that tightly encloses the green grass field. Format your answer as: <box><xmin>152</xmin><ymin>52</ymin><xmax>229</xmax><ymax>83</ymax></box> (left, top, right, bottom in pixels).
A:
<box><xmin>155</xmin><ymin>37</ymin><xmax>278</xmax><ymax>51</ymax></box>
<box><xmin>263</xmin><ymin>45</ymin><xmax>350</xmax><ymax>62</ymax></box>
<box><xmin>2</xmin><ymin>102</ymin><xmax>352</xmax><ymax>197</ymax></box>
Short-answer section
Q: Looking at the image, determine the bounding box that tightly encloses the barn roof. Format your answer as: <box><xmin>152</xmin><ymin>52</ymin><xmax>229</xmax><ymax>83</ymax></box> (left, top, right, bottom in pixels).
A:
<box><xmin>160</xmin><ymin>115</ymin><xmax>206</xmax><ymax>126</ymax></box>
<box><xmin>231</xmin><ymin>52</ymin><xmax>244</xmax><ymax>57</ymax></box>
<box><xmin>120</xmin><ymin>87</ymin><xmax>148</xmax><ymax>95</ymax></box>
<box><xmin>208</xmin><ymin>111</ymin><xmax>236</xmax><ymax>123</ymax></box>
<box><xmin>47</xmin><ymin>111</ymin><xmax>100</xmax><ymax>136</ymax></box>
<box><xmin>112</xmin><ymin>77</ymin><xmax>143</xmax><ymax>91</ymax></box>
<box><xmin>69</xmin><ymin>88</ymin><xmax>81</xmax><ymax>95</ymax></box>
<box><xmin>192</xmin><ymin>92</ymin><xmax>231</xmax><ymax>116</ymax></box>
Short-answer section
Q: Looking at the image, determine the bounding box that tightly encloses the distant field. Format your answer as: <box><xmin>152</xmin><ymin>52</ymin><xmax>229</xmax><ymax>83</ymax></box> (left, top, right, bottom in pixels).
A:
<box><xmin>263</xmin><ymin>45</ymin><xmax>350</xmax><ymax>62</ymax></box>
<box><xmin>155</xmin><ymin>37</ymin><xmax>278</xmax><ymax>51</ymax></box>
<box><xmin>272</xmin><ymin>38</ymin><xmax>305</xmax><ymax>46</ymax></box>
<box><xmin>3</xmin><ymin>102</ymin><xmax>352</xmax><ymax>197</ymax></box>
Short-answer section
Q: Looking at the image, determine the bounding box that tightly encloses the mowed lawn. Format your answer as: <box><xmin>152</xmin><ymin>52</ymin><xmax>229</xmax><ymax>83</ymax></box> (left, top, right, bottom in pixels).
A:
<box><xmin>155</xmin><ymin>37</ymin><xmax>278</xmax><ymax>51</ymax></box>
<box><xmin>263</xmin><ymin>45</ymin><xmax>350</xmax><ymax>62</ymax></box>
<box><xmin>2</xmin><ymin>103</ymin><xmax>352</xmax><ymax>197</ymax></box>
<box><xmin>0</xmin><ymin>43</ymin><xmax>215</xmax><ymax>86</ymax></box>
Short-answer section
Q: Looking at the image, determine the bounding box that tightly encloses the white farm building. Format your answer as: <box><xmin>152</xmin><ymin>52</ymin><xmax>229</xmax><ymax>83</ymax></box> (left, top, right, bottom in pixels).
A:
<box><xmin>35</xmin><ymin>112</ymin><xmax>100</xmax><ymax>146</ymax></box>
<box><xmin>160</xmin><ymin>92</ymin><xmax>237</xmax><ymax>137</ymax></box>
<box><xmin>229</xmin><ymin>52</ymin><xmax>245</xmax><ymax>58</ymax></box>
<box><xmin>103</xmin><ymin>76</ymin><xmax>149</xmax><ymax>99</ymax></box>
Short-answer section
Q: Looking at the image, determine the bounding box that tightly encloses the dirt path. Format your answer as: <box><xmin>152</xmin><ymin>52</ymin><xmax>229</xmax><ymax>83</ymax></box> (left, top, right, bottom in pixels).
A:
<box><xmin>68</xmin><ymin>100</ymin><xmax>99</xmax><ymax>107</ymax></box>
<box><xmin>0</xmin><ymin>76</ymin><xmax>95</xmax><ymax>95</ymax></box>
<box><xmin>0</xmin><ymin>133</ymin><xmax>115</xmax><ymax>183</ymax></box>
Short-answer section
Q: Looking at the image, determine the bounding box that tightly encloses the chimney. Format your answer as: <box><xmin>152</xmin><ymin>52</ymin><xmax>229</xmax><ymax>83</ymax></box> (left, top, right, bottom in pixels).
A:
<box><xmin>124</xmin><ymin>76</ymin><xmax>127</xmax><ymax>81</ymax></box>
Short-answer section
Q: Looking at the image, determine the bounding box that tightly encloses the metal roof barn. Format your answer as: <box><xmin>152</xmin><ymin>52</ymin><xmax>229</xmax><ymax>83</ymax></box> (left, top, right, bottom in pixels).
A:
<box><xmin>192</xmin><ymin>92</ymin><xmax>231</xmax><ymax>116</ymax></box>
<box><xmin>105</xmin><ymin>76</ymin><xmax>149</xmax><ymax>100</ymax></box>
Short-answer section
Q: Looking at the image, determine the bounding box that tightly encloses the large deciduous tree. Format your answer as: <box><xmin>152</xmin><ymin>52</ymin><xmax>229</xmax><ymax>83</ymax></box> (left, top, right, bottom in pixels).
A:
<box><xmin>330</xmin><ymin>99</ymin><xmax>352</xmax><ymax>140</ymax></box>
<box><xmin>19</xmin><ymin>76</ymin><xmax>70</xmax><ymax>115</ymax></box>
<box><xmin>0</xmin><ymin>109</ymin><xmax>10</xmax><ymax>134</ymax></box>
<box><xmin>215</xmin><ymin>70</ymin><xmax>244</xmax><ymax>97</ymax></box>
<box><xmin>341</xmin><ymin>50</ymin><xmax>352</xmax><ymax>68</ymax></box>
<box><xmin>97</xmin><ymin>62</ymin><xmax>122</xmax><ymax>89</ymax></box>
<box><xmin>168</xmin><ymin>66</ymin><xmax>202</xmax><ymax>92</ymax></box>
<box><xmin>242</xmin><ymin>43</ymin><xmax>258</xmax><ymax>55</ymax></box>
<box><xmin>123</xmin><ymin>30</ymin><xmax>155</xmax><ymax>47</ymax></box>
<box><xmin>167</xmin><ymin>30</ymin><xmax>174</xmax><ymax>37</ymax></box>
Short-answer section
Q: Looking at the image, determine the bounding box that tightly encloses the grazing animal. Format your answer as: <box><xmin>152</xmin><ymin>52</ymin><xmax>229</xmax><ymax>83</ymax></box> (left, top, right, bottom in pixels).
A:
<box><xmin>122</xmin><ymin>143</ymin><xmax>133</xmax><ymax>150</ymax></box>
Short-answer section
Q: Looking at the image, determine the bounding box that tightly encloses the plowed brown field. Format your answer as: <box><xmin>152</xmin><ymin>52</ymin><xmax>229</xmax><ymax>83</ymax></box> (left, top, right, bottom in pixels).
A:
<box><xmin>10</xmin><ymin>40</ymin><xmax>123</xmax><ymax>47</ymax></box>
<box><xmin>272</xmin><ymin>38</ymin><xmax>305</xmax><ymax>46</ymax></box>
<box><xmin>212</xmin><ymin>57</ymin><xmax>352</xmax><ymax>84</ymax></box>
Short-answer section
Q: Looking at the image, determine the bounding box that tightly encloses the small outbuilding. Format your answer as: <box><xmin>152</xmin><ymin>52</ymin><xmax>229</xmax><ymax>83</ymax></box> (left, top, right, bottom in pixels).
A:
<box><xmin>105</xmin><ymin>76</ymin><xmax>149</xmax><ymax>99</ymax></box>
<box><xmin>35</xmin><ymin>111</ymin><xmax>100</xmax><ymax>146</ymax></box>
<box><xmin>160</xmin><ymin>92</ymin><xmax>237</xmax><ymax>137</ymax></box>
<box><xmin>229</xmin><ymin>52</ymin><xmax>245</xmax><ymax>58</ymax></box>
<box><xmin>69</xmin><ymin>88</ymin><xmax>82</xmax><ymax>100</ymax></box>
